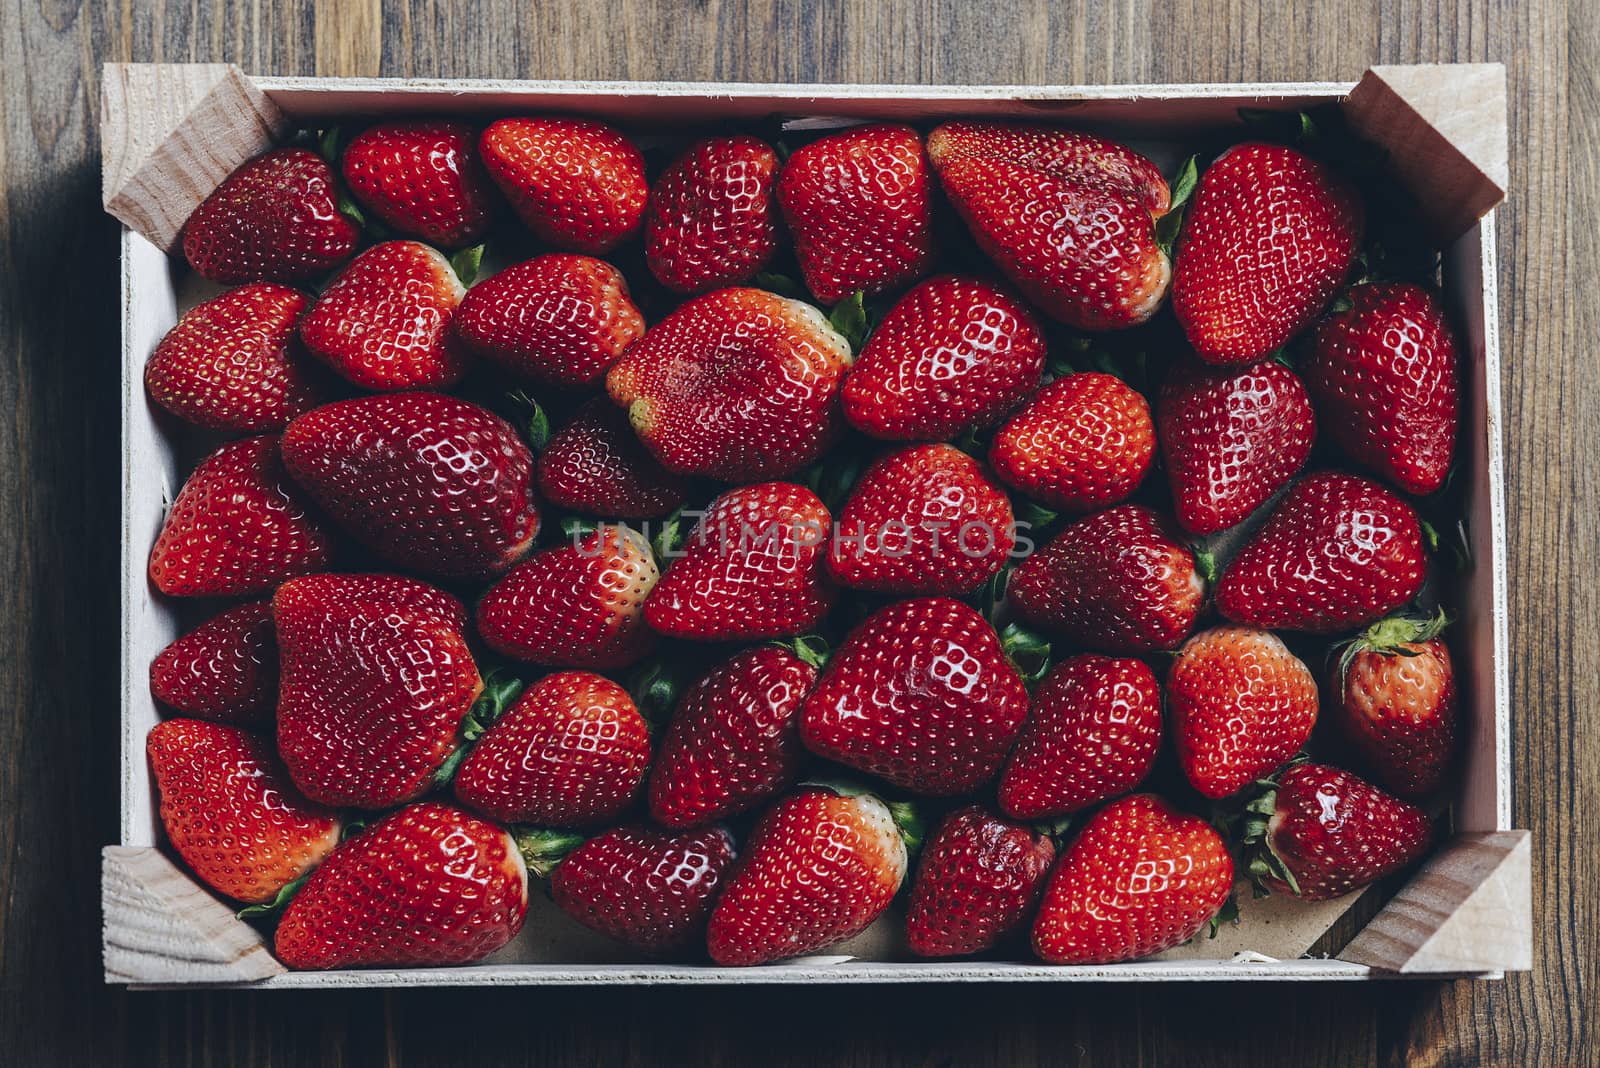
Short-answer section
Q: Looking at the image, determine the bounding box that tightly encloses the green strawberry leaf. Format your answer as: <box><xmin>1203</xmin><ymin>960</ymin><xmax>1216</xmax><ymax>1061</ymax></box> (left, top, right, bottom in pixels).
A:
<box><xmin>506</xmin><ymin>390</ymin><xmax>551</xmax><ymax>451</ymax></box>
<box><xmin>829</xmin><ymin>291</ymin><xmax>871</xmax><ymax>352</ymax></box>
<box><xmin>626</xmin><ymin>658</ymin><xmax>683</xmax><ymax>726</ymax></box>
<box><xmin>1153</xmin><ymin>154</ymin><xmax>1198</xmax><ymax>254</ymax></box>
<box><xmin>449</xmin><ymin>244</ymin><xmax>485</xmax><ymax>287</ymax></box>
<box><xmin>237</xmin><ymin>871</ymin><xmax>311</xmax><ymax>923</ymax></box>
<box><xmin>888</xmin><ymin>800</ymin><xmax>925</xmax><ymax>857</ymax></box>
<box><xmin>773</xmin><ymin>633</ymin><xmax>831</xmax><ymax>671</ymax></box>
<box><xmin>559</xmin><ymin>515</ymin><xmax>602</xmax><ymax>541</ymax></box>
<box><xmin>999</xmin><ymin>621</ymin><xmax>1052</xmax><ymax>685</ymax></box>
<box><xmin>512</xmin><ymin>827</ymin><xmax>587</xmax><ymax>880</ymax></box>
<box><xmin>650</xmin><ymin>505</ymin><xmax>689</xmax><ymax>561</ymax></box>
<box><xmin>317</xmin><ymin>125</ymin><xmax>344</xmax><ymax>164</ymax></box>
<box><xmin>755</xmin><ymin>271</ymin><xmax>806</xmax><ymax>299</ymax></box>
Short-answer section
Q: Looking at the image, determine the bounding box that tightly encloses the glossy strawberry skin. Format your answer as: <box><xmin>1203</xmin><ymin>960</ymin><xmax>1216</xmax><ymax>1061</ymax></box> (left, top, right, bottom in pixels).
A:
<box><xmin>990</xmin><ymin>372</ymin><xmax>1155</xmax><ymax>512</ymax></box>
<box><xmin>274</xmin><ymin>574</ymin><xmax>481</xmax><ymax>810</ymax></box>
<box><xmin>182</xmin><ymin>148</ymin><xmax>359</xmax><ymax>285</ymax></box>
<box><xmin>537</xmin><ymin>398</ymin><xmax>689</xmax><ymax>519</ymax></box>
<box><xmin>646</xmin><ymin>136</ymin><xmax>782</xmax><ymax>294</ymax></box>
<box><xmin>1173</xmin><ymin>143</ymin><xmax>1365</xmax><ymax>365</ymax></box>
<box><xmin>841</xmin><ymin>275</ymin><xmax>1045</xmax><ymax>442</ymax></box>
<box><xmin>828</xmin><ymin>444</ymin><xmax>1015</xmax><ymax>596</ymax></box>
<box><xmin>1305</xmin><ymin>283</ymin><xmax>1459</xmax><ymax>496</ymax></box>
<box><xmin>148</xmin><ymin>436</ymin><xmax>335</xmax><ymax>598</ymax></box>
<box><xmin>550</xmin><ymin>825</ymin><xmax>737</xmax><ymax>953</ymax></box>
<box><xmin>1032</xmin><ymin>794</ymin><xmax>1233</xmax><ymax>964</ymax></box>
<box><xmin>776</xmin><ymin>124</ymin><xmax>935</xmax><ymax>303</ymax></box>
<box><xmin>1009</xmin><ymin>505</ymin><xmax>1203</xmax><ymax>654</ymax></box>
<box><xmin>904</xmin><ymin>806</ymin><xmax>1055</xmax><ymax>958</ymax></box>
<box><xmin>648</xmin><ymin>647</ymin><xmax>818</xmax><ymax>830</ymax></box>
<box><xmin>645</xmin><ymin>483</ymin><xmax>836</xmax><ymax>641</ymax></box>
<box><xmin>926</xmin><ymin>121</ymin><xmax>1171</xmax><ymax>217</ymax></box>
<box><xmin>801</xmin><ymin>597</ymin><xmax>1030</xmax><ymax>795</ymax></box>
<box><xmin>477</xmin><ymin>524</ymin><xmax>659</xmax><ymax>670</ymax></box>
<box><xmin>607</xmin><ymin>288</ymin><xmax>854</xmax><ymax>482</ymax></box>
<box><xmin>480</xmin><ymin>117</ymin><xmax>648</xmax><ymax>253</ymax></box>
<box><xmin>298</xmin><ymin>240</ymin><xmax>470</xmax><ymax>391</ymax></box>
<box><xmin>454</xmin><ymin>255</ymin><xmax>646</xmax><ymax>387</ymax></box>
<box><xmin>1215</xmin><ymin>471</ymin><xmax>1425</xmax><ymax>634</ymax></box>
<box><xmin>149</xmin><ymin>601</ymin><xmax>277</xmax><ymax>723</ymax></box>
<box><xmin>341</xmin><ymin>120</ymin><xmax>497</xmax><ymax>248</ymax></box>
<box><xmin>147</xmin><ymin>719</ymin><xmax>340</xmax><ymax>904</ymax></box>
<box><xmin>454</xmin><ymin>672</ymin><xmax>651</xmax><ymax>827</ymax></box>
<box><xmin>1335</xmin><ymin>637</ymin><xmax>1457</xmax><ymax>798</ymax></box>
<box><xmin>998</xmin><ymin>655</ymin><xmax>1162</xmax><ymax>820</ymax></box>
<box><xmin>282</xmin><ymin>392</ymin><xmax>539</xmax><ymax>581</ymax></box>
<box><xmin>1158</xmin><ymin>357</ymin><xmax>1316</xmax><ymax>535</ymax></box>
<box><xmin>1169</xmin><ymin>625</ymin><xmax>1318</xmax><ymax>799</ymax></box>
<box><xmin>275</xmin><ymin>801</ymin><xmax>528</xmax><ymax>970</ymax></box>
<box><xmin>706</xmin><ymin>787</ymin><xmax>907</xmax><ymax>966</ymax></box>
<box><xmin>145</xmin><ymin>284</ymin><xmax>324</xmax><ymax>432</ymax></box>
<box><xmin>1262</xmin><ymin>764</ymin><xmax>1432</xmax><ymax>900</ymax></box>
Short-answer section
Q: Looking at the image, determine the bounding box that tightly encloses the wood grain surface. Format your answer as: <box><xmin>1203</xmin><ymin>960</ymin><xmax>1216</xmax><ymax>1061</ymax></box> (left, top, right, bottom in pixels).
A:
<box><xmin>0</xmin><ymin>2</ymin><xmax>1592</xmax><ymax>1065</ymax></box>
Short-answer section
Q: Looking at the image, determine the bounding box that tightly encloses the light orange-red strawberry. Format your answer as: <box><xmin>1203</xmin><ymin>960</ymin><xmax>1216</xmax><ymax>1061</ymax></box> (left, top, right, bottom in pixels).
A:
<box><xmin>926</xmin><ymin>121</ymin><xmax>1171</xmax><ymax>216</ymax></box>
<box><xmin>536</xmin><ymin>397</ymin><xmax>689</xmax><ymax>519</ymax></box>
<box><xmin>904</xmin><ymin>806</ymin><xmax>1055</xmax><ymax>958</ymax></box>
<box><xmin>1331</xmin><ymin>613</ymin><xmax>1457</xmax><ymax>798</ymax></box>
<box><xmin>646</xmin><ymin>135</ymin><xmax>782</xmax><ymax>294</ymax></box>
<box><xmin>149</xmin><ymin>601</ymin><xmax>277</xmax><ymax>723</ymax></box>
<box><xmin>340</xmin><ymin>119</ymin><xmax>498</xmax><ymax>248</ymax></box>
<box><xmin>480</xmin><ymin>117</ymin><xmax>648</xmax><ymax>253</ymax></box>
<box><xmin>990</xmin><ymin>372</ymin><xmax>1156</xmax><ymax>512</ymax></box>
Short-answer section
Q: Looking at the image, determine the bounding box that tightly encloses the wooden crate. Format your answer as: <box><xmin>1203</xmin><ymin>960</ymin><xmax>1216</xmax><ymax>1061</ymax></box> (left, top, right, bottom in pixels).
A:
<box><xmin>102</xmin><ymin>63</ymin><xmax>1528</xmax><ymax>987</ymax></box>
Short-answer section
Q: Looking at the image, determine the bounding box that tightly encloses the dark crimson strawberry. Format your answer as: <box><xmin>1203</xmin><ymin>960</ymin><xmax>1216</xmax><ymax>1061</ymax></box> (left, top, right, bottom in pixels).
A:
<box><xmin>1214</xmin><ymin>471</ymin><xmax>1425</xmax><ymax>633</ymax></box>
<box><xmin>454</xmin><ymin>254</ymin><xmax>646</xmax><ymax>387</ymax></box>
<box><xmin>147</xmin><ymin>719</ymin><xmax>340</xmax><ymax>904</ymax></box>
<box><xmin>340</xmin><ymin>119</ymin><xmax>497</xmax><ymax>247</ymax></box>
<box><xmin>648</xmin><ymin>646</ymin><xmax>818</xmax><ymax>829</ymax></box>
<box><xmin>281</xmin><ymin>392</ymin><xmax>539</xmax><ymax>580</ymax></box>
<box><xmin>182</xmin><ymin>147</ymin><xmax>359</xmax><ymax>284</ymax></box>
<box><xmin>776</xmin><ymin>123</ymin><xmax>935</xmax><ymax>303</ymax></box>
<box><xmin>840</xmin><ymin>275</ymin><xmax>1045</xmax><ymax>441</ymax></box>
<box><xmin>1169</xmin><ymin>625</ymin><xmax>1318</xmax><ymax>799</ymax></box>
<box><xmin>606</xmin><ymin>287</ymin><xmax>853</xmax><ymax>482</ymax></box>
<box><xmin>646</xmin><ymin>135</ymin><xmax>782</xmax><ymax>294</ymax></box>
<box><xmin>477</xmin><ymin>524</ymin><xmax>659</xmax><ymax>669</ymax></box>
<box><xmin>1157</xmin><ymin>356</ymin><xmax>1316</xmax><ymax>535</ymax></box>
<box><xmin>998</xmin><ymin>654</ymin><xmax>1162</xmax><ymax>820</ymax></box>
<box><xmin>148</xmin><ymin>436</ymin><xmax>335</xmax><ymax>598</ymax></box>
<box><xmin>1009</xmin><ymin>505</ymin><xmax>1203</xmax><ymax>653</ymax></box>
<box><xmin>990</xmin><ymin>372</ymin><xmax>1155</xmax><ymax>512</ymax></box>
<box><xmin>275</xmin><ymin>574</ymin><xmax>481</xmax><ymax>809</ymax></box>
<box><xmin>149</xmin><ymin>601</ymin><xmax>277</xmax><ymax>723</ymax></box>
<box><xmin>800</xmin><ymin>597</ymin><xmax>1029</xmax><ymax>795</ymax></box>
<box><xmin>536</xmin><ymin>398</ymin><xmax>689</xmax><ymax>519</ymax></box>
<box><xmin>1332</xmin><ymin>613</ymin><xmax>1457</xmax><ymax>798</ymax></box>
<box><xmin>275</xmin><ymin>801</ymin><xmax>527</xmax><ymax>969</ymax></box>
<box><xmin>926</xmin><ymin>121</ymin><xmax>1171</xmax><ymax>217</ymax></box>
<box><xmin>480</xmin><ymin>117</ymin><xmax>648</xmax><ymax>253</ymax></box>
<box><xmin>1172</xmin><ymin>142</ymin><xmax>1364</xmax><ymax>365</ymax></box>
<box><xmin>1305</xmin><ymin>282</ymin><xmax>1459</xmax><ymax>495</ymax></box>
<box><xmin>904</xmin><ymin>806</ymin><xmax>1055</xmax><ymax>958</ymax></box>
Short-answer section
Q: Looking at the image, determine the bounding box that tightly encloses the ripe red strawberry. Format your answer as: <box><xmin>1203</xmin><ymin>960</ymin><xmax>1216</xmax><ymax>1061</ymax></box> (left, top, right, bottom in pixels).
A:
<box><xmin>454</xmin><ymin>671</ymin><xmax>651</xmax><ymax>827</ymax></box>
<box><xmin>926</xmin><ymin>121</ymin><xmax>1171</xmax><ymax>217</ymax></box>
<box><xmin>274</xmin><ymin>574</ymin><xmax>481</xmax><ymax>809</ymax></box>
<box><xmin>477</xmin><ymin>524</ymin><xmax>659</xmax><ymax>669</ymax></box>
<box><xmin>149</xmin><ymin>601</ymin><xmax>277</xmax><ymax>723</ymax></box>
<box><xmin>706</xmin><ymin>784</ymin><xmax>911</xmax><ymax>965</ymax></box>
<box><xmin>1169</xmin><ymin>625</ymin><xmax>1318</xmax><ymax>799</ymax></box>
<box><xmin>275</xmin><ymin>801</ymin><xmax>527</xmax><ymax>969</ymax></box>
<box><xmin>646</xmin><ymin>135</ymin><xmax>782</xmax><ymax>294</ymax></box>
<box><xmin>340</xmin><ymin>120</ymin><xmax>497</xmax><ymax>247</ymax></box>
<box><xmin>281</xmin><ymin>392</ymin><xmax>539</xmax><ymax>580</ymax></box>
<box><xmin>990</xmin><ymin>372</ymin><xmax>1155</xmax><ymax>512</ymax></box>
<box><xmin>537</xmin><ymin>398</ymin><xmax>689</xmax><ymax>519</ymax></box>
<box><xmin>144</xmin><ymin>283</ymin><xmax>325</xmax><ymax>432</ymax></box>
<box><xmin>645</xmin><ymin>483</ymin><xmax>835</xmax><ymax>640</ymax></box>
<box><xmin>298</xmin><ymin>240</ymin><xmax>470</xmax><ymax>391</ymax></box>
<box><xmin>480</xmin><ymin>117</ymin><xmax>647</xmax><ymax>253</ymax></box>
<box><xmin>1032</xmin><ymin>794</ymin><xmax>1233</xmax><ymax>964</ymax></box>
<box><xmin>998</xmin><ymin>654</ymin><xmax>1162</xmax><ymax>820</ymax></box>
<box><xmin>840</xmin><ymin>275</ymin><xmax>1045</xmax><ymax>441</ymax></box>
<box><xmin>1009</xmin><ymin>504</ymin><xmax>1203</xmax><ymax>653</ymax></box>
<box><xmin>147</xmin><ymin>719</ymin><xmax>340</xmax><ymax>904</ymax></box>
<box><xmin>1305</xmin><ymin>282</ymin><xmax>1460</xmax><ymax>495</ymax></box>
<box><xmin>1157</xmin><ymin>356</ymin><xmax>1316</xmax><ymax>535</ymax></box>
<box><xmin>904</xmin><ymin>806</ymin><xmax>1055</xmax><ymax>958</ymax></box>
<box><xmin>1244</xmin><ymin>763</ymin><xmax>1432</xmax><ymax>900</ymax></box>
<box><xmin>148</xmin><ymin>435</ymin><xmax>335</xmax><ymax>598</ymax></box>
<box><xmin>182</xmin><ymin>147</ymin><xmax>359</xmax><ymax>284</ymax></box>
<box><xmin>1172</xmin><ymin>143</ymin><xmax>1365</xmax><ymax>365</ymax></box>
<box><xmin>545</xmin><ymin>824</ymin><xmax>737</xmax><ymax>953</ymax></box>
<box><xmin>1331</xmin><ymin>613</ymin><xmax>1457</xmax><ymax>798</ymax></box>
<box><xmin>606</xmin><ymin>288</ymin><xmax>853</xmax><ymax>482</ymax></box>
<box><xmin>648</xmin><ymin>646</ymin><xmax>818</xmax><ymax>829</ymax></box>
<box><xmin>454</xmin><ymin>254</ymin><xmax>646</xmax><ymax>387</ymax></box>
<box><xmin>776</xmin><ymin>123</ymin><xmax>934</xmax><ymax>303</ymax></box>
<box><xmin>800</xmin><ymin>597</ymin><xmax>1029</xmax><ymax>795</ymax></box>
<box><xmin>1214</xmin><ymin>471</ymin><xmax>1425</xmax><ymax>633</ymax></box>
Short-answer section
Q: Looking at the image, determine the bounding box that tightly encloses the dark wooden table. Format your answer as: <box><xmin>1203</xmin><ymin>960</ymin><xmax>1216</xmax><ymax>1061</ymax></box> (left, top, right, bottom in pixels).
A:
<box><xmin>3</xmin><ymin>2</ymin><xmax>1593</xmax><ymax>1064</ymax></box>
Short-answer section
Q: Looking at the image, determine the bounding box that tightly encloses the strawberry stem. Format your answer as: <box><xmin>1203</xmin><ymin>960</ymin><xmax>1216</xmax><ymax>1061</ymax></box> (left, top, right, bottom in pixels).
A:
<box><xmin>512</xmin><ymin>827</ymin><xmax>586</xmax><ymax>880</ymax></box>
<box><xmin>999</xmin><ymin>621</ymin><xmax>1052</xmax><ymax>685</ymax></box>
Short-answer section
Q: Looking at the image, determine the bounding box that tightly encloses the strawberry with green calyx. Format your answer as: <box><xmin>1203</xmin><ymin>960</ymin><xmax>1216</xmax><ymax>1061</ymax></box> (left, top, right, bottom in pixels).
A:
<box><xmin>904</xmin><ymin>806</ymin><xmax>1056</xmax><ymax>958</ymax></box>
